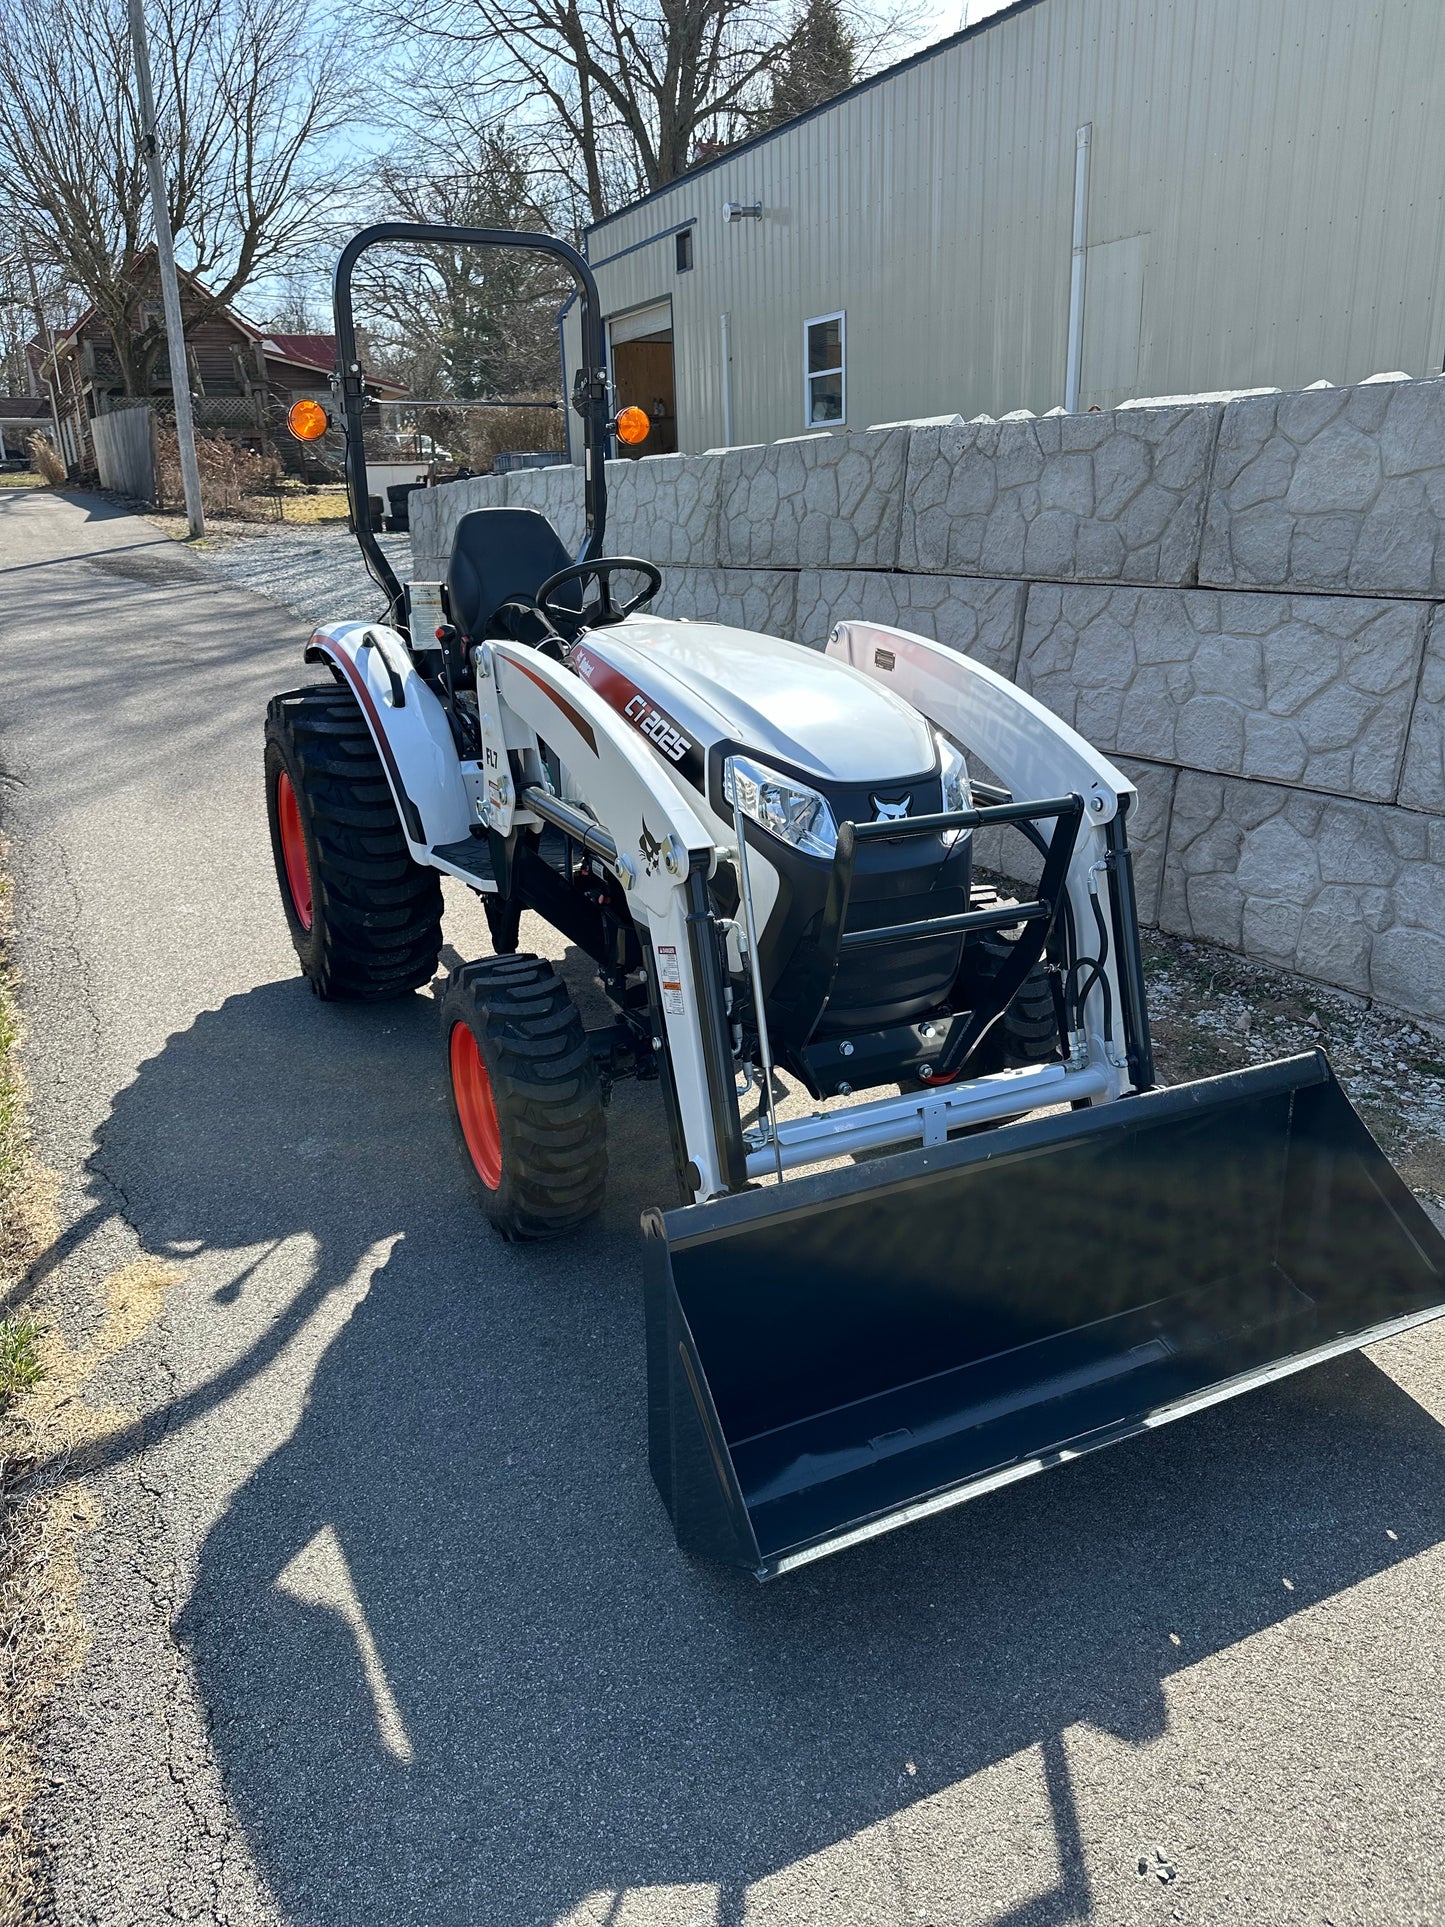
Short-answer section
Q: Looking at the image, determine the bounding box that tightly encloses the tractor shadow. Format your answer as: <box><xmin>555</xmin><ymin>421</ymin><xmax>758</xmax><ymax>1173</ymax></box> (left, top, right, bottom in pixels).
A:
<box><xmin>81</xmin><ymin>962</ymin><xmax>1445</xmax><ymax>1926</ymax></box>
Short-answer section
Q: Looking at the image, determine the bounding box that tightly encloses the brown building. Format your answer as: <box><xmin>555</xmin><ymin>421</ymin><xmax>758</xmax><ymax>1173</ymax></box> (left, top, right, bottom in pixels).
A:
<box><xmin>30</xmin><ymin>255</ymin><xmax>404</xmax><ymax>472</ymax></box>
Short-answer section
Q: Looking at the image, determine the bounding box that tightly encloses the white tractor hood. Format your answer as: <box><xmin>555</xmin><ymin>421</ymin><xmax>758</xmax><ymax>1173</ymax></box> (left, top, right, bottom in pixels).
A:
<box><xmin>596</xmin><ymin>617</ymin><xmax>940</xmax><ymax>784</ymax></box>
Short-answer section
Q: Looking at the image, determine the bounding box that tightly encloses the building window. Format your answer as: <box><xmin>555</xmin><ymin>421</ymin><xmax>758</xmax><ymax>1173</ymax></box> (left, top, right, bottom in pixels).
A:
<box><xmin>804</xmin><ymin>312</ymin><xmax>845</xmax><ymax>426</ymax></box>
<box><xmin>675</xmin><ymin>227</ymin><xmax>693</xmax><ymax>273</ymax></box>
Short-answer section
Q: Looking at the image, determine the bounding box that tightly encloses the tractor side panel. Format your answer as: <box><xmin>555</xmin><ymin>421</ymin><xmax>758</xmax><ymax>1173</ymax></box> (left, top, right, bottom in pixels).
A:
<box><xmin>306</xmin><ymin>623</ymin><xmax>471</xmax><ymax>853</ymax></box>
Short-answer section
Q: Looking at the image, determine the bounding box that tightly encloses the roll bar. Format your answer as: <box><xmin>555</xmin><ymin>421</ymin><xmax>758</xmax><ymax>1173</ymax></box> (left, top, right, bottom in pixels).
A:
<box><xmin>332</xmin><ymin>222</ymin><xmax>611</xmax><ymax>629</ymax></box>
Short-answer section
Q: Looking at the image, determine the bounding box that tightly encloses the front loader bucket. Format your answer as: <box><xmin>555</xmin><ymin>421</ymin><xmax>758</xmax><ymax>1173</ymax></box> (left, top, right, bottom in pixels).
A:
<box><xmin>644</xmin><ymin>1053</ymin><xmax>1445</xmax><ymax>1576</ymax></box>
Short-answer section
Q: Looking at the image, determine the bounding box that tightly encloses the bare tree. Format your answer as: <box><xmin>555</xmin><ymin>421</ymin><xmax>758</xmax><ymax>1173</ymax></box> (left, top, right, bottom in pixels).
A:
<box><xmin>357</xmin><ymin>136</ymin><xmax>569</xmax><ymax>400</ymax></box>
<box><xmin>259</xmin><ymin>264</ymin><xmax>333</xmax><ymax>335</ymax></box>
<box><xmin>0</xmin><ymin>252</ymin><xmax>38</xmax><ymax>395</ymax></box>
<box><xmin>382</xmin><ymin>0</ymin><xmax>917</xmax><ymax>226</ymax></box>
<box><xmin>345</xmin><ymin>135</ymin><xmax>572</xmax><ymax>465</ymax></box>
<box><xmin>0</xmin><ymin>0</ymin><xmax>356</xmax><ymax>397</ymax></box>
<box><xmin>0</xmin><ymin>221</ymin><xmax>79</xmax><ymax>399</ymax></box>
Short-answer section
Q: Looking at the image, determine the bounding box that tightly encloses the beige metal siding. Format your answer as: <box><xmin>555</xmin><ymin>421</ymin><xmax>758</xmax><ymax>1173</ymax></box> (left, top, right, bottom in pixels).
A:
<box><xmin>575</xmin><ymin>0</ymin><xmax>1445</xmax><ymax>454</ymax></box>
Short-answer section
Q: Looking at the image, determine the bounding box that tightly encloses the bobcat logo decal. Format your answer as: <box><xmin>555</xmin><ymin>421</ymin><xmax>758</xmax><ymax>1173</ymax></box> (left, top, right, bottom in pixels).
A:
<box><xmin>638</xmin><ymin>821</ymin><xmax>664</xmax><ymax>876</ymax></box>
<box><xmin>871</xmin><ymin>795</ymin><xmax>911</xmax><ymax>822</ymax></box>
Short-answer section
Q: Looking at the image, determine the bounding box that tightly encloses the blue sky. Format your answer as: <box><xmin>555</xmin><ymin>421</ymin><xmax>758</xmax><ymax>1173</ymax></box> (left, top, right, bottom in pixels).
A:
<box><xmin>908</xmin><ymin>0</ymin><xmax>1014</xmax><ymax>50</ymax></box>
<box><xmin>243</xmin><ymin>0</ymin><xmax>1018</xmax><ymax>323</ymax></box>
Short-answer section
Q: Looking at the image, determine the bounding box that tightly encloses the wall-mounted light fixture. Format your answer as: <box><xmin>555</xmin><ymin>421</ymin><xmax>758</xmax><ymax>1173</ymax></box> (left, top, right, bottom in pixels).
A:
<box><xmin>722</xmin><ymin>201</ymin><xmax>763</xmax><ymax>224</ymax></box>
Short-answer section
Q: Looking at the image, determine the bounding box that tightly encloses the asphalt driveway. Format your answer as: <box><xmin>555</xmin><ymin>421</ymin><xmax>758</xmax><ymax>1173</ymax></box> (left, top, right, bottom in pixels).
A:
<box><xmin>3</xmin><ymin>486</ymin><xmax>1445</xmax><ymax>1927</ymax></box>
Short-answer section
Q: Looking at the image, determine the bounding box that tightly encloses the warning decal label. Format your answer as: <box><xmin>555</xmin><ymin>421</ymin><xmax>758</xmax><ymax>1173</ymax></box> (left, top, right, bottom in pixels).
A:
<box><xmin>657</xmin><ymin>944</ymin><xmax>684</xmax><ymax>1016</ymax></box>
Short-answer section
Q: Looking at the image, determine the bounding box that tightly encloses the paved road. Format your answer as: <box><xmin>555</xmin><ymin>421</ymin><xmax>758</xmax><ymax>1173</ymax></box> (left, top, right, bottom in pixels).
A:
<box><xmin>5</xmin><ymin>487</ymin><xmax>1445</xmax><ymax>1927</ymax></box>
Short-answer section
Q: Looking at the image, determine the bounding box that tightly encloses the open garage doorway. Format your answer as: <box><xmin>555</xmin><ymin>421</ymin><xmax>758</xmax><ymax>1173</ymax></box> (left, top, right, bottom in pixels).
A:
<box><xmin>608</xmin><ymin>300</ymin><xmax>676</xmax><ymax>456</ymax></box>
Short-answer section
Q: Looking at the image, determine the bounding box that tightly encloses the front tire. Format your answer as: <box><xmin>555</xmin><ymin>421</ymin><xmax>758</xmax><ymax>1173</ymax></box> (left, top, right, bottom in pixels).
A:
<box><xmin>977</xmin><ymin>927</ymin><xmax>1061</xmax><ymax>1066</ymax></box>
<box><xmin>441</xmin><ymin>954</ymin><xmax>607</xmax><ymax>1239</ymax></box>
<box><xmin>902</xmin><ymin>895</ymin><xmax>1062</xmax><ymax>1092</ymax></box>
<box><xmin>961</xmin><ymin>889</ymin><xmax>1061</xmax><ymax>1068</ymax></box>
<box><xmin>265</xmin><ymin>685</ymin><xmax>443</xmax><ymax>1000</ymax></box>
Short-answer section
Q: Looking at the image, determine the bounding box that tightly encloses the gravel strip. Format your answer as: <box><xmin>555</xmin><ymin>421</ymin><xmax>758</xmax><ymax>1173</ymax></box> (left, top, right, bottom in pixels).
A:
<box><xmin>1146</xmin><ymin>927</ymin><xmax>1445</xmax><ymax>1215</ymax></box>
<box><xmin>163</xmin><ymin>521</ymin><xmax>412</xmax><ymax>631</ymax></box>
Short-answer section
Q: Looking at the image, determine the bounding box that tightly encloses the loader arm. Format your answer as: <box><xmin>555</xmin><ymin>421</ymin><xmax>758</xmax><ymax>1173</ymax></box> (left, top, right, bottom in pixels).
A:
<box><xmin>482</xmin><ymin>641</ymin><xmax>746</xmax><ymax>1199</ymax></box>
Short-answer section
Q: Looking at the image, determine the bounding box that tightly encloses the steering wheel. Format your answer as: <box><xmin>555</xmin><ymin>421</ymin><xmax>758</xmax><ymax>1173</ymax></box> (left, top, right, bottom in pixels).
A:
<box><xmin>536</xmin><ymin>556</ymin><xmax>662</xmax><ymax>629</ymax></box>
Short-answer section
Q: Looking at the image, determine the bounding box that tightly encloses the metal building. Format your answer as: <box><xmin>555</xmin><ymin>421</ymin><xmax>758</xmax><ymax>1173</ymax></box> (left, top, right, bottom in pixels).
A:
<box><xmin>563</xmin><ymin>0</ymin><xmax>1445</xmax><ymax>457</ymax></box>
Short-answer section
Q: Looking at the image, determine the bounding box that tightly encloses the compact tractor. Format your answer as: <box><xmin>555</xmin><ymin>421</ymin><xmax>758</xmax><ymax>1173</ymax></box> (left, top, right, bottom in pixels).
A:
<box><xmin>265</xmin><ymin>223</ymin><xmax>1445</xmax><ymax>1576</ymax></box>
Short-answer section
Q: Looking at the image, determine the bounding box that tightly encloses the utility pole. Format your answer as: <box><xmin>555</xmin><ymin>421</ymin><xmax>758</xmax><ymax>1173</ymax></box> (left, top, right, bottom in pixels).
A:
<box><xmin>125</xmin><ymin>0</ymin><xmax>205</xmax><ymax>536</ymax></box>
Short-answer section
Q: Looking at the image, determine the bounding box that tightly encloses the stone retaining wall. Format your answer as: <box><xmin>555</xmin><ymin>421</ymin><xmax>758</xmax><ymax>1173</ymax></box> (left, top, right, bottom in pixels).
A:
<box><xmin>408</xmin><ymin>375</ymin><xmax>1445</xmax><ymax>1024</ymax></box>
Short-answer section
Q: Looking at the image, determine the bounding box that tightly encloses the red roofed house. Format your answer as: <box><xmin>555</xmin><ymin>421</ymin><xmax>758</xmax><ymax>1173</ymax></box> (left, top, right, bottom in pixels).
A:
<box><xmin>32</xmin><ymin>255</ymin><xmax>405</xmax><ymax>475</ymax></box>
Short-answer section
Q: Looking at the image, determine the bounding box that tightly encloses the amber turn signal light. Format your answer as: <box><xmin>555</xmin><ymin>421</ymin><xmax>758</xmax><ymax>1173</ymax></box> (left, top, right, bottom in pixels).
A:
<box><xmin>614</xmin><ymin>405</ymin><xmax>651</xmax><ymax>446</ymax></box>
<box><xmin>287</xmin><ymin>398</ymin><xmax>330</xmax><ymax>442</ymax></box>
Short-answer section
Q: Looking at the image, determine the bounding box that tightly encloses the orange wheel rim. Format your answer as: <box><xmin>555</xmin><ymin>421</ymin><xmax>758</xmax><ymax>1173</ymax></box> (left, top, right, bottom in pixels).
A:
<box><xmin>450</xmin><ymin>1022</ymin><xmax>503</xmax><ymax>1189</ymax></box>
<box><xmin>276</xmin><ymin>772</ymin><xmax>313</xmax><ymax>931</ymax></box>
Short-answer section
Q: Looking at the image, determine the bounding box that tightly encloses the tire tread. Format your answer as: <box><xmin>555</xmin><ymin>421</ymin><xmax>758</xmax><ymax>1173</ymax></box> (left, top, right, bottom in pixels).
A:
<box><xmin>265</xmin><ymin>685</ymin><xmax>442</xmax><ymax>1000</ymax></box>
<box><xmin>441</xmin><ymin>954</ymin><xmax>607</xmax><ymax>1239</ymax></box>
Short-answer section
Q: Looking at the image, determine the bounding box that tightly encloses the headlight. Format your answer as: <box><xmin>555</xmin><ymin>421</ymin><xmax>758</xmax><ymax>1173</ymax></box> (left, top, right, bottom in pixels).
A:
<box><xmin>935</xmin><ymin>730</ymin><xmax>972</xmax><ymax>815</ymax></box>
<box><xmin>724</xmin><ymin>754</ymin><xmax>838</xmax><ymax>859</ymax></box>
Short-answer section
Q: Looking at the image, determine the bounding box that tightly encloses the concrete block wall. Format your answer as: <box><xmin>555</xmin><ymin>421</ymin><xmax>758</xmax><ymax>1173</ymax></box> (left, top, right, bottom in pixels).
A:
<box><xmin>407</xmin><ymin>376</ymin><xmax>1445</xmax><ymax>1024</ymax></box>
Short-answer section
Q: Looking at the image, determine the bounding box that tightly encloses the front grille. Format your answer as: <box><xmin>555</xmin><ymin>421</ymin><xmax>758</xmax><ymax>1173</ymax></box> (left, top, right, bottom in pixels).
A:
<box><xmin>815</xmin><ymin>888</ymin><xmax>968</xmax><ymax>1033</ymax></box>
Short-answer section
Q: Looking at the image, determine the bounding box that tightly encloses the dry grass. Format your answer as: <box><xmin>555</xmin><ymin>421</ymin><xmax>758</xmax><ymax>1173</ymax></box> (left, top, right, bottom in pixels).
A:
<box><xmin>0</xmin><ymin>858</ymin><xmax>50</xmax><ymax>1921</ymax></box>
<box><xmin>466</xmin><ymin>400</ymin><xmax>564</xmax><ymax>472</ymax></box>
<box><xmin>0</xmin><ymin>844</ymin><xmax>67</xmax><ymax>1924</ymax></box>
<box><xmin>276</xmin><ymin>487</ymin><xmax>351</xmax><ymax>524</ymax></box>
<box><xmin>153</xmin><ymin>434</ymin><xmax>352</xmax><ymax>525</ymax></box>
<box><xmin>22</xmin><ymin>438</ymin><xmax>64</xmax><ymax>489</ymax></box>
<box><xmin>0</xmin><ymin>1465</ymin><xmax>88</xmax><ymax>1925</ymax></box>
<box><xmin>0</xmin><ymin>475</ymin><xmax>42</xmax><ymax>492</ymax></box>
<box><xmin>0</xmin><ymin>865</ymin><xmax>34</xmax><ymax>1267</ymax></box>
<box><xmin>0</xmin><ymin>1249</ymin><xmax>186</xmax><ymax>1921</ymax></box>
<box><xmin>403</xmin><ymin>397</ymin><xmax>565</xmax><ymax>473</ymax></box>
<box><xmin>154</xmin><ymin>427</ymin><xmax>281</xmax><ymax>520</ymax></box>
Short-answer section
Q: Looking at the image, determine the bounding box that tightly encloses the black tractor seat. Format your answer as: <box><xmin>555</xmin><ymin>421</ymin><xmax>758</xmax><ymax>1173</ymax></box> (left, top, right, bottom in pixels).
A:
<box><xmin>446</xmin><ymin>506</ymin><xmax>583</xmax><ymax>645</ymax></box>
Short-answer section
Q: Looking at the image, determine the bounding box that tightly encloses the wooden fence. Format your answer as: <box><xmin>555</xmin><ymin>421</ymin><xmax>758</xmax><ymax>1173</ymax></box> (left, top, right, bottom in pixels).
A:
<box><xmin>91</xmin><ymin>406</ymin><xmax>156</xmax><ymax>502</ymax></box>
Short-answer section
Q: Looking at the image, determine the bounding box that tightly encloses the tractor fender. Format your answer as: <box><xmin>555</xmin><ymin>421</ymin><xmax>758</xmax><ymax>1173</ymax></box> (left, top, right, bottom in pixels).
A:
<box><xmin>305</xmin><ymin>622</ymin><xmax>471</xmax><ymax>855</ymax></box>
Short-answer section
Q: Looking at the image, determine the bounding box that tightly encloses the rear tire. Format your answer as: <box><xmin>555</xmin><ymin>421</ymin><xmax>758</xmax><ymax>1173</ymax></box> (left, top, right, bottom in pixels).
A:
<box><xmin>265</xmin><ymin>685</ymin><xmax>443</xmax><ymax>1000</ymax></box>
<box><xmin>441</xmin><ymin>954</ymin><xmax>607</xmax><ymax>1240</ymax></box>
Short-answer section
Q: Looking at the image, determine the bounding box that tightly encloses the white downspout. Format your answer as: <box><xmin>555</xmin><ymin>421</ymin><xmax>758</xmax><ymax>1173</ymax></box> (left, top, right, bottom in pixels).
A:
<box><xmin>1064</xmin><ymin>123</ymin><xmax>1092</xmax><ymax>413</ymax></box>
<box><xmin>720</xmin><ymin>310</ymin><xmax>734</xmax><ymax>446</ymax></box>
